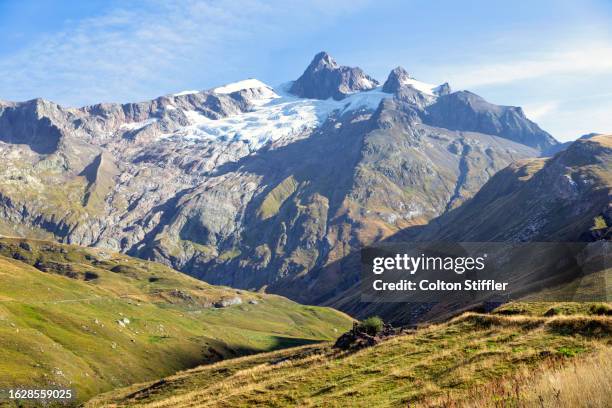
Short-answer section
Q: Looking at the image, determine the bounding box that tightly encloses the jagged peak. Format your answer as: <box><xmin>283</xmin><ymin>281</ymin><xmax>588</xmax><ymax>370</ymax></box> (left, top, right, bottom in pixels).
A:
<box><xmin>309</xmin><ymin>51</ymin><xmax>339</xmax><ymax>70</ymax></box>
<box><xmin>434</xmin><ymin>82</ymin><xmax>451</xmax><ymax>96</ymax></box>
<box><xmin>382</xmin><ymin>66</ymin><xmax>448</xmax><ymax>98</ymax></box>
<box><xmin>382</xmin><ymin>67</ymin><xmax>411</xmax><ymax>93</ymax></box>
<box><xmin>290</xmin><ymin>52</ymin><xmax>378</xmax><ymax>100</ymax></box>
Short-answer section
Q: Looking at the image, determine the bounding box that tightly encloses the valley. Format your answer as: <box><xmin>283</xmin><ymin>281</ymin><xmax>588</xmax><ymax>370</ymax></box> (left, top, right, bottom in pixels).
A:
<box><xmin>0</xmin><ymin>52</ymin><xmax>554</xmax><ymax>309</ymax></box>
<box><xmin>0</xmin><ymin>49</ymin><xmax>609</xmax><ymax>408</ymax></box>
<box><xmin>0</xmin><ymin>238</ymin><xmax>352</xmax><ymax>403</ymax></box>
<box><xmin>86</xmin><ymin>303</ymin><xmax>612</xmax><ymax>407</ymax></box>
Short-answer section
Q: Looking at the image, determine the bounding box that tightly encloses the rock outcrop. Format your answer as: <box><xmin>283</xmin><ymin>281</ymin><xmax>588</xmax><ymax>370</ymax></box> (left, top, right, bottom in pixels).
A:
<box><xmin>289</xmin><ymin>52</ymin><xmax>379</xmax><ymax>100</ymax></box>
<box><xmin>424</xmin><ymin>91</ymin><xmax>557</xmax><ymax>150</ymax></box>
<box><xmin>382</xmin><ymin>66</ymin><xmax>412</xmax><ymax>93</ymax></box>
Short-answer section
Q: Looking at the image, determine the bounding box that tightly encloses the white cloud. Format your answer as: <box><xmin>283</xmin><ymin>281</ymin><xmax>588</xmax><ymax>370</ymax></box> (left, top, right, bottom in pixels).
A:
<box><xmin>0</xmin><ymin>0</ymin><xmax>371</xmax><ymax>106</ymax></box>
<box><xmin>523</xmin><ymin>101</ymin><xmax>560</xmax><ymax>121</ymax></box>
<box><xmin>540</xmin><ymin>99</ymin><xmax>612</xmax><ymax>141</ymax></box>
<box><xmin>447</xmin><ymin>45</ymin><xmax>612</xmax><ymax>88</ymax></box>
<box><xmin>517</xmin><ymin>93</ymin><xmax>612</xmax><ymax>141</ymax></box>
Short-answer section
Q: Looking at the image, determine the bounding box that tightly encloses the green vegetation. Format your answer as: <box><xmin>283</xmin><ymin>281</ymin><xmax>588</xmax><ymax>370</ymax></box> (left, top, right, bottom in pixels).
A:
<box><xmin>591</xmin><ymin>215</ymin><xmax>608</xmax><ymax>230</ymax></box>
<box><xmin>495</xmin><ymin>301</ymin><xmax>611</xmax><ymax>317</ymax></box>
<box><xmin>218</xmin><ymin>248</ymin><xmax>242</xmax><ymax>261</ymax></box>
<box><xmin>87</xmin><ymin>303</ymin><xmax>611</xmax><ymax>407</ymax></box>
<box><xmin>257</xmin><ymin>176</ymin><xmax>298</xmax><ymax>220</ymax></box>
<box><xmin>357</xmin><ymin>316</ymin><xmax>384</xmax><ymax>335</ymax></box>
<box><xmin>590</xmin><ymin>303</ymin><xmax>612</xmax><ymax>316</ymax></box>
<box><xmin>0</xmin><ymin>238</ymin><xmax>352</xmax><ymax>404</ymax></box>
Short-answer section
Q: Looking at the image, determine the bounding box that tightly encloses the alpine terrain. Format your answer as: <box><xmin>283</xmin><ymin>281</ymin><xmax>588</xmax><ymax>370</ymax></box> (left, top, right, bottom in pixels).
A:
<box><xmin>0</xmin><ymin>51</ymin><xmax>562</xmax><ymax>309</ymax></box>
<box><xmin>0</xmin><ymin>237</ymin><xmax>351</xmax><ymax>403</ymax></box>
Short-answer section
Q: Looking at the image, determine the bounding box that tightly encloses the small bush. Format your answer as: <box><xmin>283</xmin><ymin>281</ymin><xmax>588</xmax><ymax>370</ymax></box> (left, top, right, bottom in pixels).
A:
<box><xmin>495</xmin><ymin>308</ymin><xmax>527</xmax><ymax>316</ymax></box>
<box><xmin>544</xmin><ymin>307</ymin><xmax>561</xmax><ymax>317</ymax></box>
<box><xmin>357</xmin><ymin>316</ymin><xmax>384</xmax><ymax>336</ymax></box>
<box><xmin>589</xmin><ymin>303</ymin><xmax>612</xmax><ymax>316</ymax></box>
<box><xmin>84</xmin><ymin>271</ymin><xmax>99</xmax><ymax>281</ymax></box>
<box><xmin>591</xmin><ymin>216</ymin><xmax>608</xmax><ymax>231</ymax></box>
<box><xmin>558</xmin><ymin>346</ymin><xmax>586</xmax><ymax>357</ymax></box>
<box><xmin>547</xmin><ymin>317</ymin><xmax>612</xmax><ymax>337</ymax></box>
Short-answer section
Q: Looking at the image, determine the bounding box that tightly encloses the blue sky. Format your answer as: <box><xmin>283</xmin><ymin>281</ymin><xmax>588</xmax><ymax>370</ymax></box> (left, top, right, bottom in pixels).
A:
<box><xmin>0</xmin><ymin>0</ymin><xmax>611</xmax><ymax>141</ymax></box>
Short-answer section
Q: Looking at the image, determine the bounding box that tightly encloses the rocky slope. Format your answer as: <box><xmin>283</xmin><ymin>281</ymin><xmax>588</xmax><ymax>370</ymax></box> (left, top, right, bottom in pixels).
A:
<box><xmin>289</xmin><ymin>51</ymin><xmax>379</xmax><ymax>100</ymax></box>
<box><xmin>0</xmin><ymin>52</ymin><xmax>557</xmax><ymax>306</ymax></box>
<box><xmin>327</xmin><ymin>135</ymin><xmax>611</xmax><ymax>323</ymax></box>
<box><xmin>424</xmin><ymin>91</ymin><xmax>557</xmax><ymax>150</ymax></box>
<box><xmin>402</xmin><ymin>134</ymin><xmax>611</xmax><ymax>242</ymax></box>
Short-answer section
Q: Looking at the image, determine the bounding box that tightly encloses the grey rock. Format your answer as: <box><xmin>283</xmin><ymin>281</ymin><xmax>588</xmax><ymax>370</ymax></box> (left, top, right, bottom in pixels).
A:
<box><xmin>289</xmin><ymin>52</ymin><xmax>379</xmax><ymax>100</ymax></box>
<box><xmin>214</xmin><ymin>296</ymin><xmax>242</xmax><ymax>308</ymax></box>
<box><xmin>382</xmin><ymin>66</ymin><xmax>412</xmax><ymax>93</ymax></box>
<box><xmin>0</xmin><ymin>55</ymin><xmax>558</xmax><ymax>310</ymax></box>
<box><xmin>434</xmin><ymin>82</ymin><xmax>451</xmax><ymax>96</ymax></box>
<box><xmin>424</xmin><ymin>91</ymin><xmax>558</xmax><ymax>150</ymax></box>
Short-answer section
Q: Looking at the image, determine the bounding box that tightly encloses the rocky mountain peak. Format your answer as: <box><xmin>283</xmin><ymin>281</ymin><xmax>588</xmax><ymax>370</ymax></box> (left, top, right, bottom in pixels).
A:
<box><xmin>434</xmin><ymin>82</ymin><xmax>451</xmax><ymax>96</ymax></box>
<box><xmin>424</xmin><ymin>90</ymin><xmax>558</xmax><ymax>150</ymax></box>
<box><xmin>381</xmin><ymin>67</ymin><xmax>448</xmax><ymax>98</ymax></box>
<box><xmin>309</xmin><ymin>51</ymin><xmax>339</xmax><ymax>70</ymax></box>
<box><xmin>289</xmin><ymin>52</ymin><xmax>379</xmax><ymax>100</ymax></box>
<box><xmin>382</xmin><ymin>66</ymin><xmax>411</xmax><ymax>93</ymax></box>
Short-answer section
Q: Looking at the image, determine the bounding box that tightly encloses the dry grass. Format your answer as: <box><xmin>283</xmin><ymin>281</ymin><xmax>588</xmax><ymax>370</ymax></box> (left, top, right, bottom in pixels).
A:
<box><xmin>590</xmin><ymin>134</ymin><xmax>612</xmax><ymax>148</ymax></box>
<box><xmin>422</xmin><ymin>346</ymin><xmax>611</xmax><ymax>407</ymax></box>
<box><xmin>87</xmin><ymin>308</ymin><xmax>612</xmax><ymax>408</ymax></box>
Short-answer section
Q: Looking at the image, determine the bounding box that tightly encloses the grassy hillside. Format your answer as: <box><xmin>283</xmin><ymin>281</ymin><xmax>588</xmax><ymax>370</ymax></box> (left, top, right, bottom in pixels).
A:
<box><xmin>0</xmin><ymin>238</ymin><xmax>353</xmax><ymax>404</ymax></box>
<box><xmin>87</xmin><ymin>303</ymin><xmax>611</xmax><ymax>407</ymax></box>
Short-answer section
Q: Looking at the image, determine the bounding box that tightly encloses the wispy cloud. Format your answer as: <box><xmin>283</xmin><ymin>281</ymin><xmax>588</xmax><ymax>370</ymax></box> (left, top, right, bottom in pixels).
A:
<box><xmin>521</xmin><ymin>95</ymin><xmax>612</xmax><ymax>141</ymax></box>
<box><xmin>0</xmin><ymin>0</ymin><xmax>370</xmax><ymax>106</ymax></box>
<box><xmin>446</xmin><ymin>45</ymin><xmax>612</xmax><ymax>88</ymax></box>
<box><xmin>428</xmin><ymin>40</ymin><xmax>612</xmax><ymax>141</ymax></box>
<box><xmin>523</xmin><ymin>101</ymin><xmax>560</xmax><ymax>121</ymax></box>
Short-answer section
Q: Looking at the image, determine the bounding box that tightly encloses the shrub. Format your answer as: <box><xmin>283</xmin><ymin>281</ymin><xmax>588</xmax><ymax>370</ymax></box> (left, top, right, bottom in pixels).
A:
<box><xmin>544</xmin><ymin>307</ymin><xmax>561</xmax><ymax>317</ymax></box>
<box><xmin>589</xmin><ymin>303</ymin><xmax>612</xmax><ymax>316</ymax></box>
<box><xmin>84</xmin><ymin>271</ymin><xmax>99</xmax><ymax>281</ymax></box>
<box><xmin>357</xmin><ymin>316</ymin><xmax>384</xmax><ymax>336</ymax></box>
<box><xmin>591</xmin><ymin>216</ymin><xmax>608</xmax><ymax>231</ymax></box>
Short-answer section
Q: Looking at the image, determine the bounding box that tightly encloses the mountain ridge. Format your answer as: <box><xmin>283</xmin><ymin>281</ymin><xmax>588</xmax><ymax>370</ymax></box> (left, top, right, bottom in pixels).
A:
<box><xmin>0</xmin><ymin>51</ymin><xmax>560</xmax><ymax>308</ymax></box>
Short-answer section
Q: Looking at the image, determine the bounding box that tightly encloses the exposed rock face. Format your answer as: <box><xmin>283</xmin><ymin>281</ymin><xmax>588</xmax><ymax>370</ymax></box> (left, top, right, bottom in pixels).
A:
<box><xmin>326</xmin><ymin>135</ymin><xmax>611</xmax><ymax>324</ymax></box>
<box><xmin>434</xmin><ymin>82</ymin><xmax>451</xmax><ymax>96</ymax></box>
<box><xmin>424</xmin><ymin>91</ymin><xmax>557</xmax><ymax>150</ymax></box>
<box><xmin>382</xmin><ymin>66</ymin><xmax>412</xmax><ymax>93</ymax></box>
<box><xmin>214</xmin><ymin>296</ymin><xmax>242</xmax><ymax>308</ymax></box>
<box><xmin>0</xmin><ymin>99</ymin><xmax>65</xmax><ymax>154</ymax></box>
<box><xmin>401</xmin><ymin>134</ymin><xmax>612</xmax><ymax>242</ymax></box>
<box><xmin>382</xmin><ymin>67</ymin><xmax>450</xmax><ymax>98</ymax></box>
<box><xmin>0</xmin><ymin>52</ymin><xmax>558</xmax><ymax>307</ymax></box>
<box><xmin>289</xmin><ymin>52</ymin><xmax>379</xmax><ymax>100</ymax></box>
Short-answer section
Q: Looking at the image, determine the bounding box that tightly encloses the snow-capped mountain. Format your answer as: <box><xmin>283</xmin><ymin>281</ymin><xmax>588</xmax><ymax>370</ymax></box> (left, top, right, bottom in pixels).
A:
<box><xmin>164</xmin><ymin>79</ymin><xmax>389</xmax><ymax>150</ymax></box>
<box><xmin>0</xmin><ymin>51</ymin><xmax>559</xmax><ymax>308</ymax></box>
<box><xmin>382</xmin><ymin>66</ymin><xmax>447</xmax><ymax>97</ymax></box>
